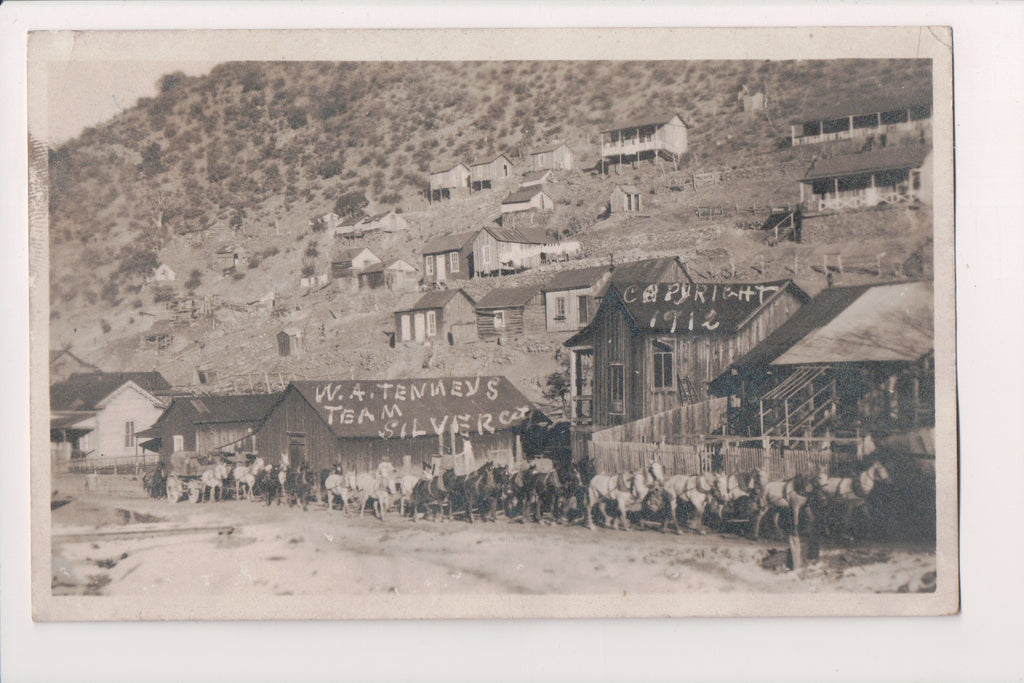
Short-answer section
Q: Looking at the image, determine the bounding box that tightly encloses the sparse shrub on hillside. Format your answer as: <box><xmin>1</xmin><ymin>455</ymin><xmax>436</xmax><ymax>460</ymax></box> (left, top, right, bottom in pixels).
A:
<box><xmin>132</xmin><ymin>299</ymin><xmax>143</xmax><ymax>309</ymax></box>
<box><xmin>305</xmin><ymin>242</ymin><xmax>319</xmax><ymax>258</ymax></box>
<box><xmin>286</xmin><ymin>107</ymin><xmax>308</xmax><ymax>129</ymax></box>
<box><xmin>379</xmin><ymin>192</ymin><xmax>401</xmax><ymax>205</ymax></box>
<box><xmin>152</xmin><ymin>284</ymin><xmax>175</xmax><ymax>303</ymax></box>
<box><xmin>186</xmin><ymin>269</ymin><xmax>202</xmax><ymax>291</ymax></box>
<box><xmin>301</xmin><ymin>263</ymin><xmax>315</xmax><ymax>278</ymax></box>
<box><xmin>248</xmin><ymin>254</ymin><xmax>262</xmax><ymax>269</ymax></box>
<box><xmin>100</xmin><ymin>319</ymin><xmax>112</xmax><ymax>334</ymax></box>
<box><xmin>261</xmin><ymin>246</ymin><xmax>279</xmax><ymax>260</ymax></box>
<box><xmin>232</xmin><ymin>271</ymin><xmax>246</xmax><ymax>281</ymax></box>
<box><xmin>101</xmin><ymin>279</ymin><xmax>120</xmax><ymax>305</ymax></box>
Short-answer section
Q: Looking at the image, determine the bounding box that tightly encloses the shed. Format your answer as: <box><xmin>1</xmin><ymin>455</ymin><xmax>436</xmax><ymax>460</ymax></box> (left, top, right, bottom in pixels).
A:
<box><xmin>329</xmin><ymin>214</ymin><xmax>370</xmax><ymax>239</ymax></box>
<box><xmin>215</xmin><ymin>244</ymin><xmax>246</xmax><ymax>273</ymax></box>
<box><xmin>421</xmin><ymin>230</ymin><xmax>477</xmax><ymax>285</ymax></box>
<box><xmin>277</xmin><ymin>328</ymin><xmax>304</xmax><ymax>357</ymax></box>
<box><xmin>357</xmin><ymin>262</ymin><xmax>387</xmax><ymax>290</ymax></box>
<box><xmin>800</xmin><ymin>146</ymin><xmax>932</xmax><ymax>211</ymax></box>
<box><xmin>152</xmin><ymin>263</ymin><xmax>176</xmax><ymax>282</ymax></box>
<box><xmin>475</xmin><ymin>285</ymin><xmax>546</xmax><ymax>341</ymax></box>
<box><xmin>470</xmin><ymin>154</ymin><xmax>514</xmax><ymax>191</ymax></box>
<box><xmin>142</xmin><ymin>393</ymin><xmax>281</xmax><ymax>462</ymax></box>
<box><xmin>394</xmin><ymin>288</ymin><xmax>477</xmax><ymax>344</ymax></box>
<box><xmin>542</xmin><ymin>265</ymin><xmax>614</xmax><ymax>332</ymax></box>
<box><xmin>366</xmin><ymin>210</ymin><xmax>409</xmax><ymax>233</ymax></box>
<box><xmin>384</xmin><ymin>258</ymin><xmax>419</xmax><ymax>292</ymax></box>
<box><xmin>255</xmin><ymin>376</ymin><xmax>545</xmax><ymax>474</ymax></box>
<box><xmin>142</xmin><ymin>320</ymin><xmax>175</xmax><ymax>351</ymax></box>
<box><xmin>529</xmin><ymin>142</ymin><xmax>574</xmax><ymax>171</ymax></box>
<box><xmin>429</xmin><ymin>162</ymin><xmax>471</xmax><ymax>202</ymax></box>
<box><xmin>331</xmin><ymin>247</ymin><xmax>383</xmax><ymax>280</ymax></box>
<box><xmin>500</xmin><ymin>187</ymin><xmax>554</xmax><ymax>214</ymax></box>
<box><xmin>610</xmin><ymin>185</ymin><xmax>643</xmax><ymax>213</ymax></box>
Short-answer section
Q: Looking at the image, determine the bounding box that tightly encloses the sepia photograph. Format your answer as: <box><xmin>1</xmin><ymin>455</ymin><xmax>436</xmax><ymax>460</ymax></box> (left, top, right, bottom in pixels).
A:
<box><xmin>25</xmin><ymin>26</ymin><xmax>960</xmax><ymax>623</ymax></box>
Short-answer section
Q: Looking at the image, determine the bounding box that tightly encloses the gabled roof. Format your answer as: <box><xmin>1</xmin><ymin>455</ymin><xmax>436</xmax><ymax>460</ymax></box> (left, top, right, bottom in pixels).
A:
<box><xmin>608</xmin><ymin>256</ymin><xmax>692</xmax><ymax>286</ymax></box>
<box><xmin>283</xmin><ymin>376</ymin><xmax>539</xmax><ymax>439</ymax></box>
<box><xmin>338</xmin><ymin>215</ymin><xmax>369</xmax><ymax>228</ymax></box>
<box><xmin>49</xmin><ymin>348</ymin><xmax>101</xmax><ymax>372</ymax></box>
<box><xmin>397</xmin><ymin>288</ymin><xmax>475</xmax><ymax>313</ymax></box>
<box><xmin>385</xmin><ymin>258</ymin><xmax>417</xmax><ymax>272</ymax></box>
<box><xmin>159</xmin><ymin>394</ymin><xmax>282</xmax><ymax>426</ymax></box>
<box><xmin>422</xmin><ymin>230</ymin><xmax>478</xmax><ymax>254</ymax></box>
<box><xmin>530</xmin><ymin>142</ymin><xmax>569</xmax><ymax>155</ymax></box>
<box><xmin>599</xmin><ymin>113</ymin><xmax>686</xmax><ymax>134</ymax></box>
<box><xmin>792</xmin><ymin>89</ymin><xmax>932</xmax><ymax>124</ymax></box>
<box><xmin>615</xmin><ymin>185</ymin><xmax>641</xmax><ymax>194</ymax></box>
<box><xmin>476</xmin><ymin>285</ymin><xmax>542</xmax><ymax>309</ymax></box>
<box><xmin>543</xmin><ymin>265</ymin><xmax>613</xmax><ymax>293</ymax></box>
<box><xmin>470</xmin><ymin>153</ymin><xmax>512</xmax><ymax>167</ymax></box>
<box><xmin>50</xmin><ymin>372</ymin><xmax>172</xmax><ymax>411</ymax></box>
<box><xmin>333</xmin><ymin>246</ymin><xmax>379</xmax><ymax>262</ymax></box>
<box><xmin>481</xmin><ymin>225</ymin><xmax>554</xmax><ymax>245</ymax></box>
<box><xmin>708</xmin><ymin>281</ymin><xmax>933</xmax><ymax>394</ymax></box>
<box><xmin>802</xmin><ymin>146</ymin><xmax>932</xmax><ymax>180</ymax></box>
<box><xmin>429</xmin><ymin>161</ymin><xmax>469</xmax><ymax>175</ymax></box>
<box><xmin>501</xmin><ymin>187</ymin><xmax>548</xmax><ymax>204</ymax></box>
<box><xmin>521</xmin><ymin>170</ymin><xmax>552</xmax><ymax>184</ymax></box>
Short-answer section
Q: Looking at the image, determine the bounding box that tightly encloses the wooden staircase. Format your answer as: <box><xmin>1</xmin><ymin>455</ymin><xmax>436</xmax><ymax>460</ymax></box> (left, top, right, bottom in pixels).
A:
<box><xmin>759</xmin><ymin>366</ymin><xmax>837</xmax><ymax>439</ymax></box>
<box><xmin>677</xmin><ymin>375</ymin><xmax>700</xmax><ymax>405</ymax></box>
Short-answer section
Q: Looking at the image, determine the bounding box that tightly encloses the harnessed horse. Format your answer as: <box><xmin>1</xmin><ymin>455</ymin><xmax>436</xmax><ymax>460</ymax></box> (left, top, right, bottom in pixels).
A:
<box><xmin>462</xmin><ymin>461</ymin><xmax>501</xmax><ymax>523</ymax></box>
<box><xmin>410</xmin><ymin>468</ymin><xmax>456</xmax><ymax>522</ymax></box>
<box><xmin>752</xmin><ymin>469</ymin><xmax>828</xmax><ymax>539</ymax></box>
<box><xmin>585</xmin><ymin>470</ymin><xmax>648</xmax><ymax>531</ymax></box>
<box><xmin>817</xmin><ymin>461</ymin><xmax>890</xmax><ymax>539</ymax></box>
<box><xmin>648</xmin><ymin>461</ymin><xmax>717</xmax><ymax>533</ymax></box>
<box><xmin>709</xmin><ymin>471</ymin><xmax>762</xmax><ymax>529</ymax></box>
<box><xmin>199</xmin><ymin>461</ymin><xmax>232</xmax><ymax>503</ymax></box>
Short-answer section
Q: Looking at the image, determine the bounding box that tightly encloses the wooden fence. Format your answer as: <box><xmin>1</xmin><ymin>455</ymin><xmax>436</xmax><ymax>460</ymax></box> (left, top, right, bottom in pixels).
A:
<box><xmin>54</xmin><ymin>454</ymin><xmax>160</xmax><ymax>476</ymax></box>
<box><xmin>590</xmin><ymin>398</ymin><xmax>728</xmax><ymax>444</ymax></box>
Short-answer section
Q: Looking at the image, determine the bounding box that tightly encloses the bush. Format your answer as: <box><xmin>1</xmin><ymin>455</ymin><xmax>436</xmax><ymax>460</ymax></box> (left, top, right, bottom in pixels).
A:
<box><xmin>186</xmin><ymin>269</ymin><xmax>202</xmax><ymax>291</ymax></box>
<box><xmin>248</xmin><ymin>255</ymin><xmax>261</xmax><ymax>269</ymax></box>
<box><xmin>231</xmin><ymin>271</ymin><xmax>246</xmax><ymax>281</ymax></box>
<box><xmin>301</xmin><ymin>263</ymin><xmax>315</xmax><ymax>278</ymax></box>
<box><xmin>262</xmin><ymin>246</ymin><xmax>280</xmax><ymax>259</ymax></box>
<box><xmin>152</xmin><ymin>284</ymin><xmax>175</xmax><ymax>303</ymax></box>
<box><xmin>100</xmin><ymin>319</ymin><xmax>112</xmax><ymax>334</ymax></box>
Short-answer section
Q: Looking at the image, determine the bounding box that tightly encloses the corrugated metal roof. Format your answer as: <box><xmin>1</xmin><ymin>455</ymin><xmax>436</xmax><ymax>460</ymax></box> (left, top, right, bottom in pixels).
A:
<box><xmin>792</xmin><ymin>89</ymin><xmax>932</xmax><ymax>124</ymax></box>
<box><xmin>501</xmin><ymin>187</ymin><xmax>547</xmax><ymax>205</ymax></box>
<box><xmin>599</xmin><ymin>113</ymin><xmax>685</xmax><ymax>134</ymax></box>
<box><xmin>50</xmin><ymin>372</ymin><xmax>171</xmax><ymax>410</ymax></box>
<box><xmin>422</xmin><ymin>230</ymin><xmax>478</xmax><ymax>254</ymax></box>
<box><xmin>614</xmin><ymin>280</ymin><xmax>799</xmax><ymax>335</ymax></box>
<box><xmin>398</xmin><ymin>288</ymin><xmax>474</xmax><ymax>312</ymax></box>
<box><xmin>543</xmin><ymin>265</ymin><xmax>613</xmax><ymax>292</ymax></box>
<box><xmin>802</xmin><ymin>146</ymin><xmax>931</xmax><ymax>180</ymax></box>
<box><xmin>476</xmin><ymin>285</ymin><xmax>543</xmax><ymax>309</ymax></box>
<box><xmin>287</xmin><ymin>376</ymin><xmax>539</xmax><ymax>440</ymax></box>
<box><xmin>772</xmin><ymin>281</ymin><xmax>933</xmax><ymax>365</ymax></box>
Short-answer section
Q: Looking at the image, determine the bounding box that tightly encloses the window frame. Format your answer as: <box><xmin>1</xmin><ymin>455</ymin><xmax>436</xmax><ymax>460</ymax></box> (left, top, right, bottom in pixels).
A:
<box><xmin>577</xmin><ymin>295</ymin><xmax>589</xmax><ymax>325</ymax></box>
<box><xmin>124</xmin><ymin>421</ymin><xmax>135</xmax><ymax>448</ymax></box>
<box><xmin>425</xmin><ymin>255</ymin><xmax>434</xmax><ymax>276</ymax></box>
<box><xmin>426</xmin><ymin>310</ymin><xmax>437</xmax><ymax>337</ymax></box>
<box><xmin>555</xmin><ymin>296</ymin><xmax>566</xmax><ymax>320</ymax></box>
<box><xmin>653</xmin><ymin>347</ymin><xmax>674</xmax><ymax>390</ymax></box>
<box><xmin>172</xmin><ymin>434</ymin><xmax>184</xmax><ymax>453</ymax></box>
<box><xmin>493</xmin><ymin>311</ymin><xmax>506</xmax><ymax>330</ymax></box>
<box><xmin>449</xmin><ymin>251</ymin><xmax>460</xmax><ymax>273</ymax></box>
<box><xmin>609</xmin><ymin>363</ymin><xmax>625</xmax><ymax>414</ymax></box>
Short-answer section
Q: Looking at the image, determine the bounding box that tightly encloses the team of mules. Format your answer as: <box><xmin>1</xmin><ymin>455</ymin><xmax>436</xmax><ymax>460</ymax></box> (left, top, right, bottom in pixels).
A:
<box><xmin>147</xmin><ymin>452</ymin><xmax>891</xmax><ymax>541</ymax></box>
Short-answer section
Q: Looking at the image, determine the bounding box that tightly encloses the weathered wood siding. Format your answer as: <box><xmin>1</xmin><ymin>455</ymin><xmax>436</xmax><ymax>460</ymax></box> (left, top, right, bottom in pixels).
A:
<box><xmin>196</xmin><ymin>423</ymin><xmax>259</xmax><ymax>457</ymax></box>
<box><xmin>589</xmin><ymin>297</ymin><xmax>645</xmax><ymax>426</ymax></box>
<box><xmin>255</xmin><ymin>389</ymin><xmax>341</xmax><ymax>472</ymax></box>
<box><xmin>532</xmin><ymin>145</ymin><xmax>573</xmax><ymax>171</ymax></box>
<box><xmin>429</xmin><ymin>165</ymin><xmax>470</xmax><ymax>192</ymax></box>
<box><xmin>156</xmin><ymin>403</ymin><xmax>198</xmax><ymax>461</ymax></box>
<box><xmin>544</xmin><ymin>287</ymin><xmax>598</xmax><ymax>332</ymax></box>
<box><xmin>470</xmin><ymin>157</ymin><xmax>513</xmax><ymax>188</ymax></box>
<box><xmin>477</xmin><ymin>307</ymin><xmax>524</xmax><ymax>340</ymax></box>
<box><xmin>423</xmin><ymin>245</ymin><xmax>473</xmax><ymax>285</ymax></box>
<box><xmin>471</xmin><ymin>230</ymin><xmax>501</xmax><ymax>274</ymax></box>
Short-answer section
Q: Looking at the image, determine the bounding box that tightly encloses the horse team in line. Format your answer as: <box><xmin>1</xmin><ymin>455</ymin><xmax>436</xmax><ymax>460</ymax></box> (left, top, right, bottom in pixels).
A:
<box><xmin>151</xmin><ymin>452</ymin><xmax>892</xmax><ymax>542</ymax></box>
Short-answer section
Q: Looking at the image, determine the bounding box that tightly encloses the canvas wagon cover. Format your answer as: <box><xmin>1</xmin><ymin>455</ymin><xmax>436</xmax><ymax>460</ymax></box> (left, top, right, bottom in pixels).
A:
<box><xmin>288</xmin><ymin>376</ymin><xmax>539</xmax><ymax>440</ymax></box>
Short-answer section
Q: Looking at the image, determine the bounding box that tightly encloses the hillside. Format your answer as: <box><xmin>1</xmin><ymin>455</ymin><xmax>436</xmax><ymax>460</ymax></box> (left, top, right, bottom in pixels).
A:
<box><xmin>45</xmin><ymin>58</ymin><xmax>934</xmax><ymax>405</ymax></box>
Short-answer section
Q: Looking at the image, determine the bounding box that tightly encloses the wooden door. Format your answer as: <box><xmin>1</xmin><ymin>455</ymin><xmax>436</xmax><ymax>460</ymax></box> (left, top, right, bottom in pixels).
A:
<box><xmin>414</xmin><ymin>313</ymin><xmax>426</xmax><ymax>342</ymax></box>
<box><xmin>400</xmin><ymin>315</ymin><xmax>411</xmax><ymax>341</ymax></box>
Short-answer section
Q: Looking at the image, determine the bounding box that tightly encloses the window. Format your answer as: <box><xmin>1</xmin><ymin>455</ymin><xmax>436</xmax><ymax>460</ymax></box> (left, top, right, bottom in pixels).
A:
<box><xmin>426</xmin><ymin>310</ymin><xmax>437</xmax><ymax>337</ymax></box>
<box><xmin>425</xmin><ymin>256</ymin><xmax>434</xmax><ymax>276</ymax></box>
<box><xmin>653</xmin><ymin>343</ymin><xmax>674</xmax><ymax>389</ymax></box>
<box><xmin>449</xmin><ymin>251</ymin><xmax>460</xmax><ymax>273</ymax></box>
<box><xmin>578</xmin><ymin>295</ymin><xmax>589</xmax><ymax>324</ymax></box>
<box><xmin>124</xmin><ymin>421</ymin><xmax>135</xmax><ymax>448</ymax></box>
<box><xmin>609</xmin><ymin>364</ymin><xmax>625</xmax><ymax>414</ymax></box>
<box><xmin>482</xmin><ymin>244</ymin><xmax>492</xmax><ymax>265</ymax></box>
<box><xmin>555</xmin><ymin>297</ymin><xmax>566</xmax><ymax>320</ymax></box>
<box><xmin>172</xmin><ymin>434</ymin><xmax>184</xmax><ymax>453</ymax></box>
<box><xmin>493</xmin><ymin>311</ymin><xmax>506</xmax><ymax>330</ymax></box>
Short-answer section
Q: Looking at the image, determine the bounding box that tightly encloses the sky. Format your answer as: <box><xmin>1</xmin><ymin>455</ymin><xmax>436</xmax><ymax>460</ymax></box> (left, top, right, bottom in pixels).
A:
<box><xmin>44</xmin><ymin>59</ymin><xmax>220</xmax><ymax>144</ymax></box>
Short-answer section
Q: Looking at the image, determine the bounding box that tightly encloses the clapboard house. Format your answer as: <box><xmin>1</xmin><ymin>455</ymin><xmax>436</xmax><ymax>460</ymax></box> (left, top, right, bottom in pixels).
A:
<box><xmin>529</xmin><ymin>142</ymin><xmax>574</xmax><ymax>171</ymax></box>
<box><xmin>800</xmin><ymin>146</ymin><xmax>933</xmax><ymax>212</ymax></box>
<box><xmin>470</xmin><ymin>154</ymin><xmax>514</xmax><ymax>191</ymax></box>
<box><xmin>139</xmin><ymin>393</ymin><xmax>280</xmax><ymax>462</ymax></box>
<box><xmin>50</xmin><ymin>372</ymin><xmax>171</xmax><ymax>462</ymax></box>
<box><xmin>383</xmin><ymin>258</ymin><xmax>419</xmax><ymax>292</ymax></box>
<box><xmin>475</xmin><ymin>285</ymin><xmax>546</xmax><ymax>341</ymax></box>
<box><xmin>599</xmin><ymin>113</ymin><xmax>689</xmax><ymax>173</ymax></box>
<box><xmin>422</xmin><ymin>231</ymin><xmax>477</xmax><ymax>285</ymax></box>
<box><xmin>563</xmin><ymin>281</ymin><xmax>808</xmax><ymax>428</ymax></box>
<box><xmin>255</xmin><ymin>377</ymin><xmax>544</xmax><ymax>473</ymax></box>
<box><xmin>708</xmin><ymin>281</ymin><xmax>934</xmax><ymax>440</ymax></box>
<box><xmin>394</xmin><ymin>289</ymin><xmax>477</xmax><ymax>345</ymax></box>
<box><xmin>429</xmin><ymin>162</ymin><xmax>471</xmax><ymax>202</ymax></box>
<box><xmin>790</xmin><ymin>90</ymin><xmax>932</xmax><ymax>147</ymax></box>
<box><xmin>542</xmin><ymin>265</ymin><xmax>614</xmax><ymax>333</ymax></box>
<box><xmin>471</xmin><ymin>226</ymin><xmax>579</xmax><ymax>277</ymax></box>
<box><xmin>331</xmin><ymin>247</ymin><xmax>382</xmax><ymax>280</ymax></box>
<box><xmin>499</xmin><ymin>187</ymin><xmax>554</xmax><ymax>227</ymax></box>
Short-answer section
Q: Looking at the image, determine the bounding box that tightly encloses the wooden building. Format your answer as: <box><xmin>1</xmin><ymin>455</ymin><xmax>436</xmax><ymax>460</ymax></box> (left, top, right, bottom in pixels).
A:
<box><xmin>520</xmin><ymin>170</ymin><xmax>551</xmax><ymax>188</ymax></box>
<box><xmin>708</xmin><ymin>281</ymin><xmax>934</xmax><ymax>440</ymax></box>
<box><xmin>254</xmin><ymin>376</ymin><xmax>543</xmax><ymax>473</ymax></box>
<box><xmin>470</xmin><ymin>154</ymin><xmax>514</xmax><ymax>191</ymax></box>
<box><xmin>609</xmin><ymin>256</ymin><xmax>694</xmax><ymax>288</ymax></box>
<box><xmin>394</xmin><ymin>289</ymin><xmax>477</xmax><ymax>345</ymax></box>
<box><xmin>384</xmin><ymin>258</ymin><xmax>419</xmax><ymax>292</ymax></box>
<box><xmin>215</xmin><ymin>244</ymin><xmax>246</xmax><ymax>274</ymax></box>
<box><xmin>152</xmin><ymin>263</ymin><xmax>176</xmax><ymax>282</ymax></box>
<box><xmin>500</xmin><ymin>187</ymin><xmax>554</xmax><ymax>216</ymax></box>
<box><xmin>357</xmin><ymin>263</ymin><xmax>387</xmax><ymax>290</ymax></box>
<box><xmin>599</xmin><ymin>113</ymin><xmax>688</xmax><ymax>173</ymax></box>
<box><xmin>542</xmin><ymin>265</ymin><xmax>613</xmax><ymax>333</ymax></box>
<box><xmin>49</xmin><ymin>348</ymin><xmax>102</xmax><ymax>385</ymax></box>
<box><xmin>277</xmin><ymin>328</ymin><xmax>304</xmax><ymax>357</ymax></box>
<box><xmin>429</xmin><ymin>162</ymin><xmax>471</xmax><ymax>202</ymax></box>
<box><xmin>364</xmin><ymin>210</ymin><xmax>409</xmax><ymax>233</ymax></box>
<box><xmin>329</xmin><ymin>214</ymin><xmax>370</xmax><ymax>240</ymax></box>
<box><xmin>139</xmin><ymin>393</ymin><xmax>280</xmax><ymax>462</ymax></box>
<box><xmin>563</xmin><ymin>280</ymin><xmax>807</xmax><ymax>428</ymax></box>
<box><xmin>331</xmin><ymin>247</ymin><xmax>382</xmax><ymax>280</ymax></box>
<box><xmin>529</xmin><ymin>142</ymin><xmax>574</xmax><ymax>172</ymax></box>
<box><xmin>50</xmin><ymin>372</ymin><xmax>171</xmax><ymax>462</ymax></box>
<box><xmin>421</xmin><ymin>231</ymin><xmax>477</xmax><ymax>285</ymax></box>
<box><xmin>475</xmin><ymin>285</ymin><xmax>546</xmax><ymax>341</ymax></box>
<box><xmin>800</xmin><ymin>146</ymin><xmax>933</xmax><ymax>212</ymax></box>
<box><xmin>610</xmin><ymin>185</ymin><xmax>643</xmax><ymax>214</ymax></box>
<box><xmin>790</xmin><ymin>91</ymin><xmax>931</xmax><ymax>147</ymax></box>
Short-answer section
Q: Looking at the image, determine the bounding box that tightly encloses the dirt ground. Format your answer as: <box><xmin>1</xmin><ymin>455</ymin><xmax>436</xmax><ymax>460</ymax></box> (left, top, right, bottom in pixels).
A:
<box><xmin>50</xmin><ymin>493</ymin><xmax>937</xmax><ymax>598</ymax></box>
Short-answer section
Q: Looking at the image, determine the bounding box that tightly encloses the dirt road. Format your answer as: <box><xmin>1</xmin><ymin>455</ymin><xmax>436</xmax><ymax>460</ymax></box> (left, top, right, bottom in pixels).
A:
<box><xmin>51</xmin><ymin>494</ymin><xmax>937</xmax><ymax>599</ymax></box>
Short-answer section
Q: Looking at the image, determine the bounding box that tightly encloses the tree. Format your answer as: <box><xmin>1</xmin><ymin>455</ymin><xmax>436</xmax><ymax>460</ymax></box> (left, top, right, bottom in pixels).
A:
<box><xmin>139</xmin><ymin>142</ymin><xmax>163</xmax><ymax>178</ymax></box>
<box><xmin>333</xmin><ymin>191</ymin><xmax>369</xmax><ymax>218</ymax></box>
<box><xmin>186</xmin><ymin>269</ymin><xmax>202</xmax><ymax>291</ymax></box>
<box><xmin>542</xmin><ymin>368</ymin><xmax>571</xmax><ymax>414</ymax></box>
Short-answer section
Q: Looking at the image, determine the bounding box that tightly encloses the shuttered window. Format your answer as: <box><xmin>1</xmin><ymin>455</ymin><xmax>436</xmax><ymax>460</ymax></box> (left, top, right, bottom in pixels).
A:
<box><xmin>124</xmin><ymin>421</ymin><xmax>135</xmax><ymax>448</ymax></box>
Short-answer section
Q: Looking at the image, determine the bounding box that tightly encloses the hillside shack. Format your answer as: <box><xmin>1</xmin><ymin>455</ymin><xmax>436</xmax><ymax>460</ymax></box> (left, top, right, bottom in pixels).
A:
<box><xmin>422</xmin><ymin>230</ymin><xmax>477</xmax><ymax>285</ymax></box>
<box><xmin>152</xmin><ymin>263</ymin><xmax>176</xmax><ymax>282</ymax></box>
<box><xmin>277</xmin><ymin>328</ymin><xmax>304</xmax><ymax>357</ymax></box>
<box><xmin>50</xmin><ymin>348</ymin><xmax>102</xmax><ymax>385</ymax></box>
<box><xmin>429</xmin><ymin>162</ymin><xmax>471</xmax><ymax>202</ymax></box>
<box><xmin>215</xmin><ymin>244</ymin><xmax>246</xmax><ymax>274</ymax></box>
<box><xmin>475</xmin><ymin>285</ymin><xmax>546</xmax><ymax>341</ymax></box>
<box><xmin>520</xmin><ymin>170</ymin><xmax>552</xmax><ymax>188</ymax></box>
<box><xmin>610</xmin><ymin>185</ymin><xmax>643</xmax><ymax>214</ymax></box>
<box><xmin>500</xmin><ymin>187</ymin><xmax>554</xmax><ymax>215</ymax></box>
<box><xmin>331</xmin><ymin>247</ymin><xmax>382</xmax><ymax>280</ymax></box>
<box><xmin>470</xmin><ymin>154</ymin><xmax>514</xmax><ymax>191</ymax></box>
<box><xmin>542</xmin><ymin>265</ymin><xmax>614</xmax><ymax>332</ymax></box>
<box><xmin>357</xmin><ymin>262</ymin><xmax>387</xmax><ymax>290</ymax></box>
<box><xmin>384</xmin><ymin>258</ymin><xmax>419</xmax><ymax>292</ymax></box>
<box><xmin>529</xmin><ymin>142</ymin><xmax>574</xmax><ymax>171</ymax></box>
<box><xmin>599</xmin><ymin>113</ymin><xmax>688</xmax><ymax>173</ymax></box>
<box><xmin>800</xmin><ymin>146</ymin><xmax>932</xmax><ymax>212</ymax></box>
<box><xmin>394</xmin><ymin>289</ymin><xmax>477</xmax><ymax>345</ymax></box>
<box><xmin>254</xmin><ymin>377</ymin><xmax>545</xmax><ymax>473</ymax></box>
<box><xmin>365</xmin><ymin>210</ymin><xmax>409</xmax><ymax>233</ymax></box>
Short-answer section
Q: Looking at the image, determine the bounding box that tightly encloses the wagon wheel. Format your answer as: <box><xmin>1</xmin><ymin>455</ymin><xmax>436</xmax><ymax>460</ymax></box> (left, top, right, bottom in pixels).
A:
<box><xmin>188</xmin><ymin>480</ymin><xmax>203</xmax><ymax>504</ymax></box>
<box><xmin>166</xmin><ymin>475</ymin><xmax>183</xmax><ymax>503</ymax></box>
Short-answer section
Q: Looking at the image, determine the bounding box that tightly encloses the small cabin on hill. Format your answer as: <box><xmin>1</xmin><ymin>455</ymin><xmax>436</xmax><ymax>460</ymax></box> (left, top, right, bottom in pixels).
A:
<box><xmin>49</xmin><ymin>348</ymin><xmax>102</xmax><ymax>385</ymax></box>
<box><xmin>790</xmin><ymin>90</ymin><xmax>932</xmax><ymax>147</ymax></box>
<box><xmin>394</xmin><ymin>289</ymin><xmax>477</xmax><ymax>345</ymax></box>
<box><xmin>472</xmin><ymin>226</ymin><xmax>581</xmax><ymax>277</ymax></box>
<box><xmin>357</xmin><ymin>262</ymin><xmax>387</xmax><ymax>290</ymax></box>
<box><xmin>215</xmin><ymin>244</ymin><xmax>246</xmax><ymax>274</ymax></box>
<box><xmin>529</xmin><ymin>142</ymin><xmax>574</xmax><ymax>172</ymax></box>
<box><xmin>470</xmin><ymin>154</ymin><xmax>514</xmax><ymax>191</ymax></box>
<box><xmin>254</xmin><ymin>377</ymin><xmax>543</xmax><ymax>474</ymax></box>
<box><xmin>475</xmin><ymin>285</ymin><xmax>546</xmax><ymax>341</ymax></box>
<box><xmin>542</xmin><ymin>265</ymin><xmax>614</xmax><ymax>333</ymax></box>
<box><xmin>800</xmin><ymin>146</ymin><xmax>932</xmax><ymax>212</ymax></box>
<box><xmin>365</xmin><ymin>210</ymin><xmax>409</xmax><ymax>233</ymax></box>
<box><xmin>422</xmin><ymin>231</ymin><xmax>477</xmax><ymax>285</ymax></box>
<box><xmin>331</xmin><ymin>247</ymin><xmax>382</xmax><ymax>280</ymax></box>
<box><xmin>520</xmin><ymin>170</ymin><xmax>552</xmax><ymax>189</ymax></box>
<box><xmin>152</xmin><ymin>263</ymin><xmax>176</xmax><ymax>282</ymax></box>
<box><xmin>599</xmin><ymin>113</ymin><xmax>688</xmax><ymax>173</ymax></box>
<box><xmin>563</xmin><ymin>280</ymin><xmax>807</xmax><ymax>428</ymax></box>
<box><xmin>429</xmin><ymin>163</ymin><xmax>471</xmax><ymax>202</ymax></box>
<box><xmin>610</xmin><ymin>185</ymin><xmax>643</xmax><ymax>214</ymax></box>
<box><xmin>384</xmin><ymin>258</ymin><xmax>419</xmax><ymax>292</ymax></box>
<box><xmin>500</xmin><ymin>187</ymin><xmax>554</xmax><ymax>215</ymax></box>
<box><xmin>329</xmin><ymin>214</ymin><xmax>370</xmax><ymax>239</ymax></box>
<box><xmin>277</xmin><ymin>328</ymin><xmax>304</xmax><ymax>357</ymax></box>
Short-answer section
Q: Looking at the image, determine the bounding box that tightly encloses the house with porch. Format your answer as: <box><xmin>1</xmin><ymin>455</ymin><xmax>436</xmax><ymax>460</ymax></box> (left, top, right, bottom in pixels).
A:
<box><xmin>429</xmin><ymin>162</ymin><xmax>471</xmax><ymax>202</ymax></box>
<box><xmin>599</xmin><ymin>113</ymin><xmax>688</xmax><ymax>173</ymax></box>
<box><xmin>790</xmin><ymin>91</ymin><xmax>932</xmax><ymax>147</ymax></box>
<box><xmin>799</xmin><ymin>146</ymin><xmax>933</xmax><ymax>212</ymax></box>
<box><xmin>471</xmin><ymin>226</ymin><xmax>579</xmax><ymax>277</ymax></box>
<box><xmin>563</xmin><ymin>280</ymin><xmax>808</xmax><ymax>429</ymax></box>
<box><xmin>421</xmin><ymin>230</ymin><xmax>477</xmax><ymax>285</ymax></box>
<box><xmin>470</xmin><ymin>154</ymin><xmax>514</xmax><ymax>191</ymax></box>
<box><xmin>708</xmin><ymin>281</ymin><xmax>934</xmax><ymax>443</ymax></box>
<box><xmin>529</xmin><ymin>142</ymin><xmax>574</xmax><ymax>172</ymax></box>
<box><xmin>542</xmin><ymin>265</ymin><xmax>614</xmax><ymax>333</ymax></box>
<box><xmin>394</xmin><ymin>289</ymin><xmax>477</xmax><ymax>345</ymax></box>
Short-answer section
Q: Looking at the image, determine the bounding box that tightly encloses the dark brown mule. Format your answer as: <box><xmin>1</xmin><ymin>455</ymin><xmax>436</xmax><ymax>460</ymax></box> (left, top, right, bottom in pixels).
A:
<box><xmin>462</xmin><ymin>461</ymin><xmax>500</xmax><ymax>522</ymax></box>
